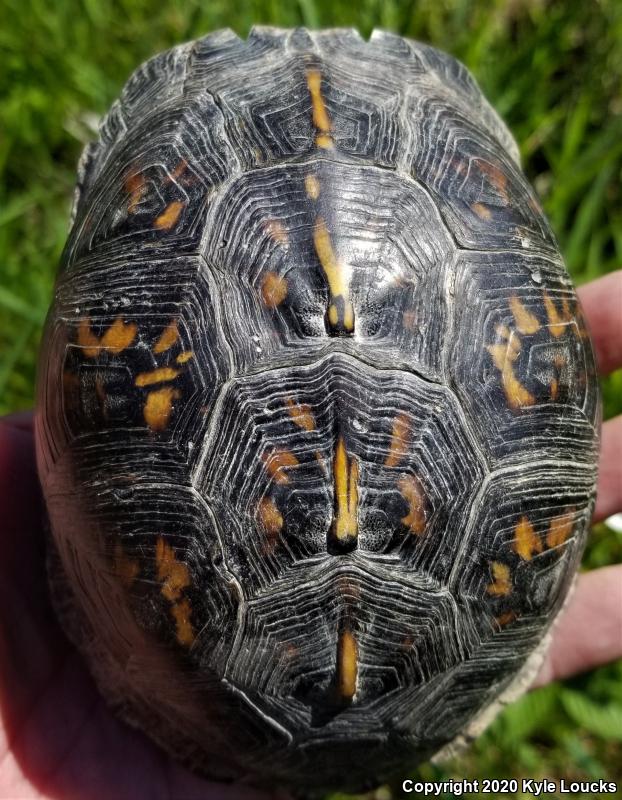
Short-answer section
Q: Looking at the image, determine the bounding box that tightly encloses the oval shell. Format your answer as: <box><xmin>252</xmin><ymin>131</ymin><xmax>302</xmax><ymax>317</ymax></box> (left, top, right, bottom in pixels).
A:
<box><xmin>36</xmin><ymin>26</ymin><xmax>600</xmax><ymax>794</ymax></box>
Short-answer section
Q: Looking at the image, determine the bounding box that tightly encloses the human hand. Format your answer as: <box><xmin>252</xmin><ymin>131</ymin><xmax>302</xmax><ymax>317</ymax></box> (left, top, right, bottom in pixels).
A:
<box><xmin>0</xmin><ymin>274</ymin><xmax>619</xmax><ymax>798</ymax></box>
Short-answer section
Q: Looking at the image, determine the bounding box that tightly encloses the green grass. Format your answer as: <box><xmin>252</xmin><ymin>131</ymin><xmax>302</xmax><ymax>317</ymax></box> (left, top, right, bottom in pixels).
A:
<box><xmin>1</xmin><ymin>0</ymin><xmax>621</xmax><ymax>795</ymax></box>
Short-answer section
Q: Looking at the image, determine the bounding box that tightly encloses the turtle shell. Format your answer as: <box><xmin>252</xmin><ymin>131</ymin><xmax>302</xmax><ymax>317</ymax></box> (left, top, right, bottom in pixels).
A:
<box><xmin>36</xmin><ymin>26</ymin><xmax>600</xmax><ymax>794</ymax></box>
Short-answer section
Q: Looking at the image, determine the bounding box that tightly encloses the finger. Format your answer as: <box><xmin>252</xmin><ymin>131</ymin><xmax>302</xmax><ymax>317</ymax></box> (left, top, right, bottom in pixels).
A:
<box><xmin>594</xmin><ymin>415</ymin><xmax>622</xmax><ymax>523</ymax></box>
<box><xmin>1</xmin><ymin>410</ymin><xmax>34</xmax><ymax>433</ymax></box>
<box><xmin>577</xmin><ymin>270</ymin><xmax>622</xmax><ymax>375</ymax></box>
<box><xmin>532</xmin><ymin>565</ymin><xmax>622</xmax><ymax>688</ymax></box>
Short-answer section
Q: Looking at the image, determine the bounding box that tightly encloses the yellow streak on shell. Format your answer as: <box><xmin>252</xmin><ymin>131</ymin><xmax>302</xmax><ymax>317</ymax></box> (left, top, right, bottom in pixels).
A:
<box><xmin>305</xmin><ymin>175</ymin><xmax>320</xmax><ymax>200</ymax></box>
<box><xmin>125</xmin><ymin>172</ymin><xmax>146</xmax><ymax>213</ymax></box>
<box><xmin>337</xmin><ymin>629</ymin><xmax>358</xmax><ymax>700</ymax></box>
<box><xmin>487</xmin><ymin>327</ymin><xmax>535</xmax><ymax>408</ymax></box>
<box><xmin>509</xmin><ymin>295</ymin><xmax>541</xmax><ymax>335</ymax></box>
<box><xmin>332</xmin><ymin>437</ymin><xmax>359</xmax><ymax>542</ymax></box>
<box><xmin>513</xmin><ymin>515</ymin><xmax>543</xmax><ymax>561</ymax></box>
<box><xmin>166</xmin><ymin>159</ymin><xmax>188</xmax><ymax>183</ymax></box>
<box><xmin>546</xmin><ymin>511</ymin><xmax>575</xmax><ymax>548</ymax></box>
<box><xmin>384</xmin><ymin>412</ymin><xmax>411</xmax><ymax>467</ymax></box>
<box><xmin>397</xmin><ymin>474</ymin><xmax>426</xmax><ymax>535</ymax></box>
<box><xmin>477</xmin><ymin>160</ymin><xmax>509</xmax><ymax>201</ymax></box>
<box><xmin>153</xmin><ymin>320</ymin><xmax>179</xmax><ymax>354</ymax></box>
<box><xmin>487</xmin><ymin>562</ymin><xmax>512</xmax><ymax>596</ymax></box>
<box><xmin>315</xmin><ymin>133</ymin><xmax>334</xmax><ymax>149</ymax></box>
<box><xmin>155</xmin><ymin>537</ymin><xmax>191</xmax><ymax>602</ymax></box>
<box><xmin>77</xmin><ymin>317</ymin><xmax>137</xmax><ymax>358</ymax></box>
<box><xmin>261</xmin><ymin>272</ymin><xmax>288</xmax><ymax>308</ymax></box>
<box><xmin>286</xmin><ymin>397</ymin><xmax>316</xmax><ymax>431</ymax></box>
<box><xmin>262</xmin><ymin>448</ymin><xmax>299</xmax><ymax>484</ymax></box>
<box><xmin>175</xmin><ymin>351</ymin><xmax>193</xmax><ymax>364</ymax></box>
<box><xmin>496</xmin><ymin>610</ymin><xmax>517</xmax><ymax>627</ymax></box>
<box><xmin>306</xmin><ymin>69</ymin><xmax>332</xmax><ymax>133</ymax></box>
<box><xmin>258</xmin><ymin>497</ymin><xmax>284</xmax><ymax>536</ymax></box>
<box><xmin>135</xmin><ymin>367</ymin><xmax>180</xmax><ymax>387</ymax></box>
<box><xmin>143</xmin><ymin>386</ymin><xmax>180</xmax><ymax>431</ymax></box>
<box><xmin>154</xmin><ymin>200</ymin><xmax>185</xmax><ymax>230</ymax></box>
<box><xmin>265</xmin><ymin>219</ymin><xmax>289</xmax><ymax>245</ymax></box>
<box><xmin>155</xmin><ymin>538</ymin><xmax>195</xmax><ymax>646</ymax></box>
<box><xmin>543</xmin><ymin>291</ymin><xmax>571</xmax><ymax>338</ymax></box>
<box><xmin>313</xmin><ymin>218</ymin><xmax>354</xmax><ymax>331</ymax></box>
<box><xmin>472</xmin><ymin>202</ymin><xmax>492</xmax><ymax>220</ymax></box>
<box><xmin>170</xmin><ymin>598</ymin><xmax>195</xmax><ymax>647</ymax></box>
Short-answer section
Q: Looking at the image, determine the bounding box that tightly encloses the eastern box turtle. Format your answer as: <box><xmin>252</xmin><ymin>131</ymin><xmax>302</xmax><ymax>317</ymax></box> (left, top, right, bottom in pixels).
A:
<box><xmin>36</xmin><ymin>26</ymin><xmax>600</xmax><ymax>794</ymax></box>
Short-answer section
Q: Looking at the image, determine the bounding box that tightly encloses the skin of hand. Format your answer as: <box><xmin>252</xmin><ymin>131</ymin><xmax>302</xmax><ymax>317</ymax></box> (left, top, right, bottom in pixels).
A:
<box><xmin>0</xmin><ymin>271</ymin><xmax>620</xmax><ymax>798</ymax></box>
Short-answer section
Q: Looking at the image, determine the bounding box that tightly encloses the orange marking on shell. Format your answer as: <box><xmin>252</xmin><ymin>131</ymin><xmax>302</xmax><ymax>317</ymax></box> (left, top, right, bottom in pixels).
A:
<box><xmin>543</xmin><ymin>291</ymin><xmax>571</xmax><ymax>338</ymax></box>
<box><xmin>305</xmin><ymin>175</ymin><xmax>320</xmax><ymax>200</ymax></box>
<box><xmin>175</xmin><ymin>350</ymin><xmax>193</xmax><ymax>364</ymax></box>
<box><xmin>495</xmin><ymin>610</ymin><xmax>518</xmax><ymax>627</ymax></box>
<box><xmin>286</xmin><ymin>397</ymin><xmax>316</xmax><ymax>432</ymax></box>
<box><xmin>143</xmin><ymin>387</ymin><xmax>180</xmax><ymax>431</ymax></box>
<box><xmin>261</xmin><ymin>272</ymin><xmax>288</xmax><ymax>308</ymax></box>
<box><xmin>487</xmin><ymin>562</ymin><xmax>512</xmax><ymax>597</ymax></box>
<box><xmin>306</xmin><ymin>69</ymin><xmax>332</xmax><ymax>133</ymax></box>
<box><xmin>384</xmin><ymin>412</ymin><xmax>411</xmax><ymax>467</ymax></box>
<box><xmin>476</xmin><ymin>160</ymin><xmax>509</xmax><ymax>201</ymax></box>
<box><xmin>402</xmin><ymin>309</ymin><xmax>418</xmax><ymax>330</ymax></box>
<box><xmin>332</xmin><ymin>437</ymin><xmax>359</xmax><ymax>543</ymax></box>
<box><xmin>513</xmin><ymin>515</ymin><xmax>543</xmax><ymax>561</ymax></box>
<box><xmin>315</xmin><ymin>133</ymin><xmax>334</xmax><ymax>149</ymax></box>
<box><xmin>154</xmin><ymin>200</ymin><xmax>185</xmax><ymax>230</ymax></box>
<box><xmin>337</xmin><ymin>629</ymin><xmax>358</xmax><ymax>700</ymax></box>
<box><xmin>125</xmin><ymin>172</ymin><xmax>146</xmax><ymax>213</ymax></box>
<box><xmin>313</xmin><ymin>218</ymin><xmax>354</xmax><ymax>331</ymax></box>
<box><xmin>153</xmin><ymin>320</ymin><xmax>179</xmax><ymax>354</ymax></box>
<box><xmin>101</xmin><ymin>318</ymin><xmax>138</xmax><ymax>353</ymax></box>
<box><xmin>258</xmin><ymin>498</ymin><xmax>284</xmax><ymax>548</ymax></box>
<box><xmin>487</xmin><ymin>327</ymin><xmax>535</xmax><ymax>408</ymax></box>
<box><xmin>135</xmin><ymin>366</ymin><xmax>180</xmax><ymax>387</ymax></box>
<box><xmin>77</xmin><ymin>317</ymin><xmax>137</xmax><ymax>358</ymax></box>
<box><xmin>262</xmin><ymin>448</ymin><xmax>299</xmax><ymax>484</ymax></box>
<box><xmin>164</xmin><ymin>159</ymin><xmax>188</xmax><ymax>184</ymax></box>
<box><xmin>472</xmin><ymin>202</ymin><xmax>492</xmax><ymax>220</ymax></box>
<box><xmin>397</xmin><ymin>474</ymin><xmax>426</xmax><ymax>535</ymax></box>
<box><xmin>575</xmin><ymin>307</ymin><xmax>591</xmax><ymax>340</ymax></box>
<box><xmin>76</xmin><ymin>318</ymin><xmax>108</xmax><ymax>357</ymax></box>
<box><xmin>509</xmin><ymin>295</ymin><xmax>541</xmax><ymax>335</ymax></box>
<box><xmin>113</xmin><ymin>542</ymin><xmax>139</xmax><ymax>588</ymax></box>
<box><xmin>546</xmin><ymin>510</ymin><xmax>575</xmax><ymax>548</ymax></box>
<box><xmin>155</xmin><ymin>538</ymin><xmax>195</xmax><ymax>646</ymax></box>
<box><xmin>550</xmin><ymin>378</ymin><xmax>559</xmax><ymax>401</ymax></box>
<box><xmin>155</xmin><ymin>537</ymin><xmax>191</xmax><ymax>602</ymax></box>
<box><xmin>264</xmin><ymin>219</ymin><xmax>289</xmax><ymax>245</ymax></box>
<box><xmin>171</xmin><ymin>598</ymin><xmax>195</xmax><ymax>646</ymax></box>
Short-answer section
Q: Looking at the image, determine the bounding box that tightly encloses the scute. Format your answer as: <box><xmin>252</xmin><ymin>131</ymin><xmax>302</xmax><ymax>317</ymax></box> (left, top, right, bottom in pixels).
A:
<box><xmin>36</xmin><ymin>26</ymin><xmax>600</xmax><ymax>795</ymax></box>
